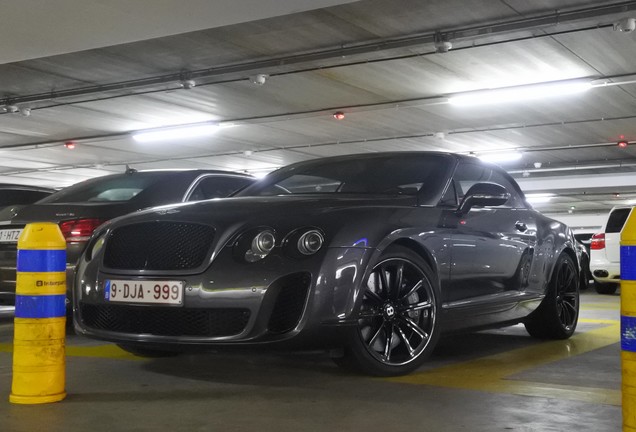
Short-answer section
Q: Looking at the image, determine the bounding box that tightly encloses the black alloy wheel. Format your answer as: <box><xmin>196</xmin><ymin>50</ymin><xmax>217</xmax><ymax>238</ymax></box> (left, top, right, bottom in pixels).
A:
<box><xmin>335</xmin><ymin>246</ymin><xmax>439</xmax><ymax>376</ymax></box>
<box><xmin>554</xmin><ymin>257</ymin><xmax>579</xmax><ymax>332</ymax></box>
<box><xmin>525</xmin><ymin>253</ymin><xmax>579</xmax><ymax>339</ymax></box>
<box><xmin>578</xmin><ymin>255</ymin><xmax>591</xmax><ymax>291</ymax></box>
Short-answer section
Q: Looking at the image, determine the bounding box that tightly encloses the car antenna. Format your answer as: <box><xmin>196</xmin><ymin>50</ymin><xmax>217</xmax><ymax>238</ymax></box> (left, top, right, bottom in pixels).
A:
<box><xmin>125</xmin><ymin>165</ymin><xmax>137</xmax><ymax>175</ymax></box>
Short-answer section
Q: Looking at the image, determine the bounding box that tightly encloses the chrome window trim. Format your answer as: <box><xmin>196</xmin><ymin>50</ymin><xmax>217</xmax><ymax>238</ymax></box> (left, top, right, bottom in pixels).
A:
<box><xmin>182</xmin><ymin>173</ymin><xmax>253</xmax><ymax>202</ymax></box>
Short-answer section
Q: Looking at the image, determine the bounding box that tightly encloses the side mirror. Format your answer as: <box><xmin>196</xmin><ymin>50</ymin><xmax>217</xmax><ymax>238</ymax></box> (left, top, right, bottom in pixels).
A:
<box><xmin>457</xmin><ymin>182</ymin><xmax>510</xmax><ymax>215</ymax></box>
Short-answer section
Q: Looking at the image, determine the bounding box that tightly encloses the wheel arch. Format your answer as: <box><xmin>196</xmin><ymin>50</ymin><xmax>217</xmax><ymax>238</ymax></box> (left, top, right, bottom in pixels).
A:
<box><xmin>390</xmin><ymin>238</ymin><xmax>435</xmax><ymax>269</ymax></box>
<box><xmin>548</xmin><ymin>246</ymin><xmax>579</xmax><ymax>287</ymax></box>
<box><xmin>348</xmin><ymin>234</ymin><xmax>446</xmax><ymax>320</ymax></box>
<box><xmin>562</xmin><ymin>246</ymin><xmax>578</xmax><ymax>265</ymax></box>
<box><xmin>380</xmin><ymin>237</ymin><xmax>443</xmax><ymax>298</ymax></box>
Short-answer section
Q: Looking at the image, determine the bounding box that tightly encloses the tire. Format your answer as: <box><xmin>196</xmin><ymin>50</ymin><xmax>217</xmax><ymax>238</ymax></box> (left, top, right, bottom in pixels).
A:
<box><xmin>594</xmin><ymin>281</ymin><xmax>618</xmax><ymax>295</ymax></box>
<box><xmin>514</xmin><ymin>249</ymin><xmax>532</xmax><ymax>289</ymax></box>
<box><xmin>579</xmin><ymin>256</ymin><xmax>590</xmax><ymax>291</ymax></box>
<box><xmin>117</xmin><ymin>344</ymin><xmax>181</xmax><ymax>358</ymax></box>
<box><xmin>334</xmin><ymin>246</ymin><xmax>440</xmax><ymax>376</ymax></box>
<box><xmin>525</xmin><ymin>253</ymin><xmax>579</xmax><ymax>339</ymax></box>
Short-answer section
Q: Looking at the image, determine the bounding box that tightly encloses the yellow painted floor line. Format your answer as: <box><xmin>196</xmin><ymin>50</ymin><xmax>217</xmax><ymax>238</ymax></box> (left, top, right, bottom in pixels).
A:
<box><xmin>0</xmin><ymin>342</ymin><xmax>140</xmax><ymax>360</ymax></box>
<box><xmin>0</xmin><ymin>316</ymin><xmax>623</xmax><ymax>406</ymax></box>
<box><xmin>390</xmin><ymin>322</ymin><xmax>621</xmax><ymax>406</ymax></box>
<box><xmin>66</xmin><ymin>344</ymin><xmax>141</xmax><ymax>360</ymax></box>
<box><xmin>580</xmin><ymin>303</ymin><xmax>621</xmax><ymax>311</ymax></box>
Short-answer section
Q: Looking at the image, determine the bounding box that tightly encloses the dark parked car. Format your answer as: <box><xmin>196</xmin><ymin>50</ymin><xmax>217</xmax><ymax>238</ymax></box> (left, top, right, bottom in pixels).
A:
<box><xmin>574</xmin><ymin>238</ymin><xmax>591</xmax><ymax>290</ymax></box>
<box><xmin>0</xmin><ymin>184</ymin><xmax>54</xmax><ymax>210</ymax></box>
<box><xmin>74</xmin><ymin>152</ymin><xmax>580</xmax><ymax>376</ymax></box>
<box><xmin>0</xmin><ymin>169</ymin><xmax>254</xmax><ymax>307</ymax></box>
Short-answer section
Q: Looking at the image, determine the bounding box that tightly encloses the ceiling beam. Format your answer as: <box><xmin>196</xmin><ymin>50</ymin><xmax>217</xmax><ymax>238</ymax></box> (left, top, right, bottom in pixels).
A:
<box><xmin>3</xmin><ymin>1</ymin><xmax>636</xmax><ymax>108</ymax></box>
<box><xmin>0</xmin><ymin>0</ymin><xmax>359</xmax><ymax>64</ymax></box>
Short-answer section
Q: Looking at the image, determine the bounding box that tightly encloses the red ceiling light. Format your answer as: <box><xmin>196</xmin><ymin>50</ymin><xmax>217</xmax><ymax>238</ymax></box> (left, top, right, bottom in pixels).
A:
<box><xmin>618</xmin><ymin>140</ymin><xmax>629</xmax><ymax>148</ymax></box>
<box><xmin>64</xmin><ymin>141</ymin><xmax>76</xmax><ymax>149</ymax></box>
<box><xmin>333</xmin><ymin>111</ymin><xmax>345</xmax><ymax>120</ymax></box>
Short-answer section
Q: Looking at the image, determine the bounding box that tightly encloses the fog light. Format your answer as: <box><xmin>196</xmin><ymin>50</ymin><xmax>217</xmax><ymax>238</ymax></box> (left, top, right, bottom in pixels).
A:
<box><xmin>297</xmin><ymin>230</ymin><xmax>324</xmax><ymax>255</ymax></box>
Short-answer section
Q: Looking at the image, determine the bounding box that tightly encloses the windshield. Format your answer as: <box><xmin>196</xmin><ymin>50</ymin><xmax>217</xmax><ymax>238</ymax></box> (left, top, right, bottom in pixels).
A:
<box><xmin>38</xmin><ymin>172</ymin><xmax>175</xmax><ymax>204</ymax></box>
<box><xmin>238</xmin><ymin>154</ymin><xmax>454</xmax><ymax>203</ymax></box>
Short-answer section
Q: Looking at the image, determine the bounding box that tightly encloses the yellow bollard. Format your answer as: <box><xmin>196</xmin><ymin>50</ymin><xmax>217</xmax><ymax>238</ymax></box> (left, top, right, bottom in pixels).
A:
<box><xmin>10</xmin><ymin>222</ymin><xmax>67</xmax><ymax>404</ymax></box>
<box><xmin>622</xmin><ymin>210</ymin><xmax>636</xmax><ymax>430</ymax></box>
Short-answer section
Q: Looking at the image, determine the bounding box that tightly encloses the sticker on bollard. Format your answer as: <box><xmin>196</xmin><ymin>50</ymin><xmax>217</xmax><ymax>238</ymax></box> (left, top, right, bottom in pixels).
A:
<box><xmin>10</xmin><ymin>222</ymin><xmax>67</xmax><ymax>405</ymax></box>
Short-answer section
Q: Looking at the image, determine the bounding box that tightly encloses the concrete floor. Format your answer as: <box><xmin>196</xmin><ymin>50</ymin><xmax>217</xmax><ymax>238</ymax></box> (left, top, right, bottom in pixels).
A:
<box><xmin>0</xmin><ymin>291</ymin><xmax>622</xmax><ymax>432</ymax></box>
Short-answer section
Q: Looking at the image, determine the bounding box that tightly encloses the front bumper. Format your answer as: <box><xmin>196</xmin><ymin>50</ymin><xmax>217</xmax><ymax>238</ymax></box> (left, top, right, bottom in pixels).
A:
<box><xmin>74</xmin><ymin>246</ymin><xmax>372</xmax><ymax>347</ymax></box>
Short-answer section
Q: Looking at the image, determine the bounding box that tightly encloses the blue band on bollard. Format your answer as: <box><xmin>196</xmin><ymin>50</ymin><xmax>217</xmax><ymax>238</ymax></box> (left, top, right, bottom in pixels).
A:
<box><xmin>17</xmin><ymin>250</ymin><xmax>66</xmax><ymax>273</ymax></box>
<box><xmin>621</xmin><ymin>246</ymin><xmax>636</xmax><ymax>281</ymax></box>
<box><xmin>623</xmin><ymin>315</ymin><xmax>636</xmax><ymax>352</ymax></box>
<box><xmin>15</xmin><ymin>294</ymin><xmax>66</xmax><ymax>318</ymax></box>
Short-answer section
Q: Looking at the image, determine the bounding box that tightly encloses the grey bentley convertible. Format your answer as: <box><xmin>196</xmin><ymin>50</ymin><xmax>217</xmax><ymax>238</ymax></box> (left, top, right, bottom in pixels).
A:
<box><xmin>73</xmin><ymin>152</ymin><xmax>580</xmax><ymax>376</ymax></box>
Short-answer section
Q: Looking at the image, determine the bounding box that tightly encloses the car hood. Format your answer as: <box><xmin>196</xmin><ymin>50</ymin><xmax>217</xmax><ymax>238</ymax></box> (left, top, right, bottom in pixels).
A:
<box><xmin>103</xmin><ymin>194</ymin><xmax>421</xmax><ymax>249</ymax></box>
<box><xmin>131</xmin><ymin>194</ymin><xmax>416</xmax><ymax>220</ymax></box>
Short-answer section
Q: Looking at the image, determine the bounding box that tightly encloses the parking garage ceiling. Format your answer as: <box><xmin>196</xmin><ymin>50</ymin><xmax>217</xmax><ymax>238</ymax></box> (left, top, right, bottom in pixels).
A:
<box><xmin>1</xmin><ymin>0</ymin><xmax>636</xmax><ymax>220</ymax></box>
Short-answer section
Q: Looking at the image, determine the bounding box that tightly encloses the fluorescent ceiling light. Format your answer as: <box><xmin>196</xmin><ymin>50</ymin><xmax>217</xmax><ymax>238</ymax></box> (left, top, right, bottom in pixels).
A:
<box><xmin>448</xmin><ymin>80</ymin><xmax>591</xmax><ymax>106</ymax></box>
<box><xmin>132</xmin><ymin>123</ymin><xmax>219</xmax><ymax>143</ymax></box>
<box><xmin>525</xmin><ymin>193</ymin><xmax>555</xmax><ymax>204</ymax></box>
<box><xmin>477</xmin><ymin>152</ymin><xmax>523</xmax><ymax>163</ymax></box>
<box><xmin>525</xmin><ymin>197</ymin><xmax>552</xmax><ymax>204</ymax></box>
<box><xmin>525</xmin><ymin>193</ymin><xmax>555</xmax><ymax>198</ymax></box>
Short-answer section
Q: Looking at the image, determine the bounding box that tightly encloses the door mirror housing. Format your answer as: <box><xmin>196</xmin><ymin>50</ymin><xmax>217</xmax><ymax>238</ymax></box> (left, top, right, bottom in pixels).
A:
<box><xmin>457</xmin><ymin>182</ymin><xmax>510</xmax><ymax>215</ymax></box>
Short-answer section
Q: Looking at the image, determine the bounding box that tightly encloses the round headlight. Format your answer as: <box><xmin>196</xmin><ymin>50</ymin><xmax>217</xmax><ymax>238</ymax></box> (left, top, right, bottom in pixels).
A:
<box><xmin>252</xmin><ymin>231</ymin><xmax>275</xmax><ymax>254</ymax></box>
<box><xmin>297</xmin><ymin>230</ymin><xmax>324</xmax><ymax>255</ymax></box>
<box><xmin>245</xmin><ymin>230</ymin><xmax>276</xmax><ymax>262</ymax></box>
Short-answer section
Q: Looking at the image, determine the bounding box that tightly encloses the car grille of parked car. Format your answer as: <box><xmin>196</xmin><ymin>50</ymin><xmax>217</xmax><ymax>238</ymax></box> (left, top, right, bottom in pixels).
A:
<box><xmin>0</xmin><ymin>243</ymin><xmax>17</xmax><ymax>252</ymax></box>
<box><xmin>104</xmin><ymin>222</ymin><xmax>215</xmax><ymax>271</ymax></box>
<box><xmin>267</xmin><ymin>272</ymin><xmax>311</xmax><ymax>334</ymax></box>
<box><xmin>80</xmin><ymin>303</ymin><xmax>250</xmax><ymax>337</ymax></box>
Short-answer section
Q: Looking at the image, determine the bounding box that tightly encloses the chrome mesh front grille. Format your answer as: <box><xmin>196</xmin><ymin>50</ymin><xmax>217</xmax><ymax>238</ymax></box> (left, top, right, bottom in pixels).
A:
<box><xmin>104</xmin><ymin>222</ymin><xmax>214</xmax><ymax>271</ymax></box>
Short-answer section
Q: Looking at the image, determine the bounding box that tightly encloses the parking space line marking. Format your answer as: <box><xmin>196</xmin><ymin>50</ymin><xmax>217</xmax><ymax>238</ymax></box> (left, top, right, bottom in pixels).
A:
<box><xmin>0</xmin><ymin>342</ymin><xmax>141</xmax><ymax>360</ymax></box>
<box><xmin>389</xmin><ymin>322</ymin><xmax>621</xmax><ymax>405</ymax></box>
<box><xmin>65</xmin><ymin>345</ymin><xmax>141</xmax><ymax>360</ymax></box>
<box><xmin>580</xmin><ymin>303</ymin><xmax>622</xmax><ymax>310</ymax></box>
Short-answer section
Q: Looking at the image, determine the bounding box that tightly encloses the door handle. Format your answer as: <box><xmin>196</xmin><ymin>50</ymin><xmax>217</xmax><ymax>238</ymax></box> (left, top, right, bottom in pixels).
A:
<box><xmin>515</xmin><ymin>222</ymin><xmax>528</xmax><ymax>232</ymax></box>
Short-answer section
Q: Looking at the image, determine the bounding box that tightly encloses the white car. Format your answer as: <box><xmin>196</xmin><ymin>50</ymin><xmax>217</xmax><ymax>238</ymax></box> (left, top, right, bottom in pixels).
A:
<box><xmin>590</xmin><ymin>205</ymin><xmax>634</xmax><ymax>294</ymax></box>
